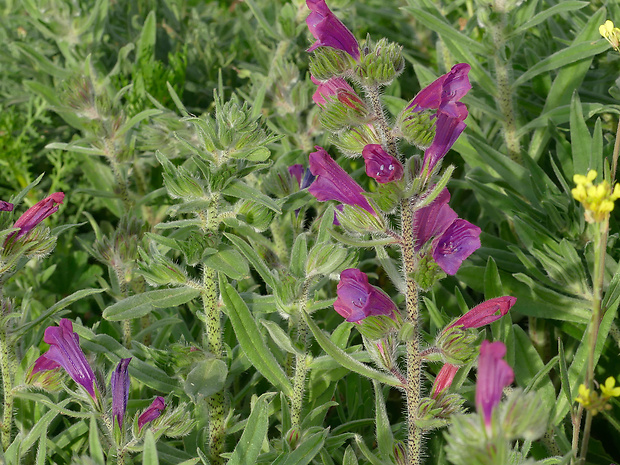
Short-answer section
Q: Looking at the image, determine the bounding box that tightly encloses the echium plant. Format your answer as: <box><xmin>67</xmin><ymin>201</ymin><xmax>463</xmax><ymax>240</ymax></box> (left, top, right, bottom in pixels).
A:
<box><xmin>302</xmin><ymin>1</ymin><xmax>548</xmax><ymax>464</ymax></box>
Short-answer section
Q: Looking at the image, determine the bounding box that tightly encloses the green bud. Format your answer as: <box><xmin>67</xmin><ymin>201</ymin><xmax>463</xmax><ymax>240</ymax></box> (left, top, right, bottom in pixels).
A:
<box><xmin>237</xmin><ymin>200</ymin><xmax>275</xmax><ymax>232</ymax></box>
<box><xmin>500</xmin><ymin>389</ymin><xmax>548</xmax><ymax>442</ymax></box>
<box><xmin>331</xmin><ymin>124</ymin><xmax>382</xmax><ymax>155</ymax></box>
<box><xmin>363</xmin><ymin>333</ymin><xmax>399</xmax><ymax>371</ymax></box>
<box><xmin>435</xmin><ymin>325</ymin><xmax>478</xmax><ymax>366</ymax></box>
<box><xmin>355</xmin><ymin>38</ymin><xmax>405</xmax><ymax>87</ymax></box>
<box><xmin>396</xmin><ymin>107</ymin><xmax>436</xmax><ymax>150</ymax></box>
<box><xmin>365</xmin><ymin>180</ymin><xmax>402</xmax><ymax>213</ymax></box>
<box><xmin>358</xmin><ymin>314</ymin><xmax>403</xmax><ymax>341</ymax></box>
<box><xmin>318</xmin><ymin>92</ymin><xmax>370</xmax><ymax>132</ymax></box>
<box><xmin>274</xmin><ymin>273</ymin><xmax>301</xmax><ymax>314</ymax></box>
<box><xmin>309</xmin><ymin>47</ymin><xmax>357</xmax><ymax>81</ymax></box>
<box><xmin>411</xmin><ymin>254</ymin><xmax>445</xmax><ymax>291</ymax></box>
<box><xmin>306</xmin><ymin>242</ymin><xmax>347</xmax><ymax>278</ymax></box>
<box><xmin>337</xmin><ymin>204</ymin><xmax>386</xmax><ymax>235</ymax></box>
<box><xmin>138</xmin><ymin>248</ymin><xmax>188</xmax><ymax>287</ymax></box>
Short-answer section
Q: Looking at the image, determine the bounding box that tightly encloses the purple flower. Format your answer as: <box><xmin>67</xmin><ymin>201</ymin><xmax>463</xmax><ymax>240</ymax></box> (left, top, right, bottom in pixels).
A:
<box><xmin>311</xmin><ymin>76</ymin><xmax>356</xmax><ymax>106</ymax></box>
<box><xmin>362</xmin><ymin>144</ymin><xmax>404</xmax><ymax>184</ymax></box>
<box><xmin>288</xmin><ymin>164</ymin><xmax>305</xmax><ymax>187</ymax></box>
<box><xmin>431</xmin><ymin>363</ymin><xmax>459</xmax><ymax>398</ymax></box>
<box><xmin>475</xmin><ymin>341</ymin><xmax>514</xmax><ymax>426</ymax></box>
<box><xmin>412</xmin><ymin>189</ymin><xmax>481</xmax><ymax>275</ymax></box>
<box><xmin>306</xmin><ymin>0</ymin><xmax>360</xmax><ymax>60</ymax></box>
<box><xmin>308</xmin><ymin>146</ymin><xmax>375</xmax><ymax>215</ymax></box>
<box><xmin>432</xmin><ymin>219</ymin><xmax>481</xmax><ymax>275</ymax></box>
<box><xmin>138</xmin><ymin>396</ymin><xmax>166</xmax><ymax>430</ymax></box>
<box><xmin>406</xmin><ymin>64</ymin><xmax>471</xmax><ymax>173</ymax></box>
<box><xmin>7</xmin><ymin>192</ymin><xmax>64</xmax><ymax>241</ymax></box>
<box><xmin>334</xmin><ymin>268</ymin><xmax>398</xmax><ymax>322</ymax></box>
<box><xmin>449</xmin><ymin>296</ymin><xmax>516</xmax><ymax>329</ymax></box>
<box><xmin>30</xmin><ymin>319</ymin><xmax>97</xmax><ymax>399</ymax></box>
<box><xmin>0</xmin><ymin>200</ymin><xmax>13</xmax><ymax>212</ymax></box>
<box><xmin>111</xmin><ymin>358</ymin><xmax>131</xmax><ymax>429</ymax></box>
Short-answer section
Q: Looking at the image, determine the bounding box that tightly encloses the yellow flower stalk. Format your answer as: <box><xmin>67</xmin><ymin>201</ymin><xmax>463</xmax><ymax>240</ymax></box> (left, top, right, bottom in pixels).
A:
<box><xmin>572</xmin><ymin>170</ymin><xmax>620</xmax><ymax>223</ymax></box>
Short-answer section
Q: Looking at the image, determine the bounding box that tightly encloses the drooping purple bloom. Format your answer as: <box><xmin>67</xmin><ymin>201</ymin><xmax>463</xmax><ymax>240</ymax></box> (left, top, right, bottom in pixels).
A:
<box><xmin>306</xmin><ymin>0</ymin><xmax>360</xmax><ymax>60</ymax></box>
<box><xmin>475</xmin><ymin>341</ymin><xmax>514</xmax><ymax>426</ymax></box>
<box><xmin>111</xmin><ymin>358</ymin><xmax>131</xmax><ymax>429</ymax></box>
<box><xmin>432</xmin><ymin>219</ymin><xmax>481</xmax><ymax>276</ymax></box>
<box><xmin>431</xmin><ymin>363</ymin><xmax>459</xmax><ymax>398</ymax></box>
<box><xmin>412</xmin><ymin>188</ymin><xmax>481</xmax><ymax>275</ymax></box>
<box><xmin>7</xmin><ymin>192</ymin><xmax>64</xmax><ymax>241</ymax></box>
<box><xmin>334</xmin><ymin>268</ymin><xmax>398</xmax><ymax>322</ymax></box>
<box><xmin>362</xmin><ymin>144</ymin><xmax>404</xmax><ymax>184</ymax></box>
<box><xmin>30</xmin><ymin>319</ymin><xmax>97</xmax><ymax>399</ymax></box>
<box><xmin>138</xmin><ymin>396</ymin><xmax>166</xmax><ymax>430</ymax></box>
<box><xmin>0</xmin><ymin>200</ymin><xmax>13</xmax><ymax>212</ymax></box>
<box><xmin>449</xmin><ymin>296</ymin><xmax>516</xmax><ymax>330</ymax></box>
<box><xmin>406</xmin><ymin>64</ymin><xmax>471</xmax><ymax>173</ymax></box>
<box><xmin>308</xmin><ymin>146</ymin><xmax>375</xmax><ymax>215</ymax></box>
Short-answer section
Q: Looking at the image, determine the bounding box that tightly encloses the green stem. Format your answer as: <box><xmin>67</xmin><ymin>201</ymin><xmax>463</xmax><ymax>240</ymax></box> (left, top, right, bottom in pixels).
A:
<box><xmin>270</xmin><ymin>222</ymin><xmax>289</xmax><ymax>265</ymax></box>
<box><xmin>400</xmin><ymin>198</ymin><xmax>422</xmax><ymax>465</ymax></box>
<box><xmin>110</xmin><ymin>160</ymin><xmax>132</xmax><ymax>212</ymax></box>
<box><xmin>0</xmin><ymin>323</ymin><xmax>14</xmax><ymax>451</ymax></box>
<box><xmin>366</xmin><ymin>85</ymin><xmax>398</xmax><ymax>158</ymax></box>
<box><xmin>490</xmin><ymin>8</ymin><xmax>520</xmax><ymax>163</ymax></box>
<box><xmin>578</xmin><ymin>221</ymin><xmax>608</xmax><ymax>462</ymax></box>
<box><xmin>612</xmin><ymin>119</ymin><xmax>620</xmax><ymax>183</ymax></box>
<box><xmin>290</xmin><ymin>280</ymin><xmax>311</xmax><ymax>431</ymax></box>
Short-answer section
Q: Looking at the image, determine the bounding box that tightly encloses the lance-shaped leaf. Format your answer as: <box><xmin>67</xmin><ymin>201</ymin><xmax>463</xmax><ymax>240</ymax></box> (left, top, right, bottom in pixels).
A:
<box><xmin>103</xmin><ymin>288</ymin><xmax>200</xmax><ymax>321</ymax></box>
<box><xmin>227</xmin><ymin>393</ymin><xmax>273</xmax><ymax>465</ymax></box>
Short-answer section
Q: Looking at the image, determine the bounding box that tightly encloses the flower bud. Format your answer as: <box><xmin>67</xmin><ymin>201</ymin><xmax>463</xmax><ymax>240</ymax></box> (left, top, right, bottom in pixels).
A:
<box><xmin>500</xmin><ymin>389</ymin><xmax>548</xmax><ymax>442</ymax></box>
<box><xmin>435</xmin><ymin>325</ymin><xmax>478</xmax><ymax>365</ymax></box>
<box><xmin>332</xmin><ymin>124</ymin><xmax>381</xmax><ymax>155</ymax></box>
<box><xmin>309</xmin><ymin>47</ymin><xmax>358</xmax><ymax>81</ymax></box>
<box><xmin>355</xmin><ymin>38</ymin><xmax>405</xmax><ymax>86</ymax></box>
<box><xmin>336</xmin><ymin>204</ymin><xmax>386</xmax><ymax>235</ymax></box>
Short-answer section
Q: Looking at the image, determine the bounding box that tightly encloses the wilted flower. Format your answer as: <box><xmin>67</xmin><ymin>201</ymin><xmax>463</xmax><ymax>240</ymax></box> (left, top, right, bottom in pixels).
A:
<box><xmin>138</xmin><ymin>396</ymin><xmax>166</xmax><ymax>430</ymax></box>
<box><xmin>448</xmin><ymin>296</ymin><xmax>516</xmax><ymax>329</ymax></box>
<box><xmin>334</xmin><ymin>268</ymin><xmax>398</xmax><ymax>322</ymax></box>
<box><xmin>431</xmin><ymin>363</ymin><xmax>459</xmax><ymax>398</ymax></box>
<box><xmin>308</xmin><ymin>146</ymin><xmax>375</xmax><ymax>215</ymax></box>
<box><xmin>362</xmin><ymin>144</ymin><xmax>403</xmax><ymax>184</ymax></box>
<box><xmin>413</xmin><ymin>189</ymin><xmax>480</xmax><ymax>275</ymax></box>
<box><xmin>306</xmin><ymin>0</ymin><xmax>360</xmax><ymax>60</ymax></box>
<box><xmin>111</xmin><ymin>358</ymin><xmax>131</xmax><ymax>429</ymax></box>
<box><xmin>475</xmin><ymin>341</ymin><xmax>514</xmax><ymax>426</ymax></box>
<box><xmin>6</xmin><ymin>192</ymin><xmax>64</xmax><ymax>241</ymax></box>
<box><xmin>0</xmin><ymin>200</ymin><xmax>13</xmax><ymax>212</ymax></box>
<box><xmin>30</xmin><ymin>319</ymin><xmax>97</xmax><ymax>399</ymax></box>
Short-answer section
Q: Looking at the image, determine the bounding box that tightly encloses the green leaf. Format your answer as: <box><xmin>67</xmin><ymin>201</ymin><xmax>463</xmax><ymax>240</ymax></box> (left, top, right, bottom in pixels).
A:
<box><xmin>204</xmin><ymin>247</ymin><xmax>250</xmax><ymax>280</ymax></box>
<box><xmin>261</xmin><ymin>320</ymin><xmax>302</xmax><ymax>355</ymax></box>
<box><xmin>569</xmin><ymin>92</ymin><xmax>591</xmax><ymax>176</ymax></box>
<box><xmin>343</xmin><ymin>446</ymin><xmax>359</xmax><ymax>465</ymax></box>
<box><xmin>89</xmin><ymin>416</ymin><xmax>105</xmax><ymax>465</ymax></box>
<box><xmin>103</xmin><ymin>287</ymin><xmax>200</xmax><ymax>321</ymax></box>
<box><xmin>184</xmin><ymin>359</ymin><xmax>228</xmax><ymax>401</ymax></box>
<box><xmin>374</xmin><ymin>381</ymin><xmax>394</xmax><ymax>460</ymax></box>
<box><xmin>116</xmin><ymin>109</ymin><xmax>162</xmax><ymax>138</ymax></box>
<box><xmin>227</xmin><ymin>393</ymin><xmax>273</xmax><ymax>465</ymax></box>
<box><xmin>223</xmin><ymin>180</ymin><xmax>281</xmax><ymax>213</ymax></box>
<box><xmin>220</xmin><ymin>277</ymin><xmax>293</xmax><ymax>397</ymax></box>
<box><xmin>302</xmin><ymin>311</ymin><xmax>401</xmax><ymax>388</ymax></box>
<box><xmin>558</xmin><ymin>339</ymin><xmax>572</xmax><ymax>407</ymax></box>
<box><xmin>279</xmin><ymin>430</ymin><xmax>326</xmax><ymax>465</ymax></box>
<box><xmin>483</xmin><ymin>256</ymin><xmax>503</xmax><ymax>299</ymax></box>
<box><xmin>290</xmin><ymin>233</ymin><xmax>308</xmax><ymax>279</ymax></box>
<box><xmin>143</xmin><ymin>430</ymin><xmax>159</xmax><ymax>465</ymax></box>
<box><xmin>244</xmin><ymin>0</ymin><xmax>280</xmax><ymax>40</ymax></box>
<box><xmin>508</xmin><ymin>2</ymin><xmax>588</xmax><ymax>38</ymax></box>
<box><xmin>225</xmin><ymin>232</ymin><xmax>277</xmax><ymax>290</ymax></box>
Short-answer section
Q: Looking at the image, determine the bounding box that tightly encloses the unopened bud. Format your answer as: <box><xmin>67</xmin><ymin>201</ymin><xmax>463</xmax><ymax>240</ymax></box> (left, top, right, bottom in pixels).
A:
<box><xmin>309</xmin><ymin>47</ymin><xmax>357</xmax><ymax>81</ymax></box>
<box><xmin>396</xmin><ymin>107</ymin><xmax>437</xmax><ymax>150</ymax></box>
<box><xmin>355</xmin><ymin>38</ymin><xmax>405</xmax><ymax>86</ymax></box>
<box><xmin>287</xmin><ymin>428</ymin><xmax>300</xmax><ymax>448</ymax></box>
<box><xmin>336</xmin><ymin>204</ymin><xmax>386</xmax><ymax>235</ymax></box>
<box><xmin>435</xmin><ymin>325</ymin><xmax>478</xmax><ymax>366</ymax></box>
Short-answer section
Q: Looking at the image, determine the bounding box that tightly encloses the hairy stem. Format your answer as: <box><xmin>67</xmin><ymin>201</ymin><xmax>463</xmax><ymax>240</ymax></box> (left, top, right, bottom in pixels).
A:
<box><xmin>400</xmin><ymin>198</ymin><xmax>422</xmax><ymax>465</ymax></box>
<box><xmin>290</xmin><ymin>280</ymin><xmax>311</xmax><ymax>431</ymax></box>
<box><xmin>0</xmin><ymin>324</ymin><xmax>13</xmax><ymax>451</ymax></box>
<box><xmin>366</xmin><ymin>85</ymin><xmax>398</xmax><ymax>157</ymax></box>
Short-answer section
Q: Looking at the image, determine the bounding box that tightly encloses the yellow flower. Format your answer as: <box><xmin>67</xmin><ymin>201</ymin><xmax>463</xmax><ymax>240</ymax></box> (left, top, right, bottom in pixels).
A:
<box><xmin>600</xmin><ymin>377</ymin><xmax>620</xmax><ymax>398</ymax></box>
<box><xmin>572</xmin><ymin>170</ymin><xmax>620</xmax><ymax>223</ymax></box>
<box><xmin>575</xmin><ymin>384</ymin><xmax>591</xmax><ymax>407</ymax></box>
<box><xmin>600</xmin><ymin>20</ymin><xmax>620</xmax><ymax>52</ymax></box>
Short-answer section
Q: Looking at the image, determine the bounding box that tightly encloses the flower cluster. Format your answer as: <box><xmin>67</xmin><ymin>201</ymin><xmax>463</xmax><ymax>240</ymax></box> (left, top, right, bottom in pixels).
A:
<box><xmin>572</xmin><ymin>170</ymin><xmax>620</xmax><ymax>223</ymax></box>
<box><xmin>575</xmin><ymin>377</ymin><xmax>620</xmax><ymax>415</ymax></box>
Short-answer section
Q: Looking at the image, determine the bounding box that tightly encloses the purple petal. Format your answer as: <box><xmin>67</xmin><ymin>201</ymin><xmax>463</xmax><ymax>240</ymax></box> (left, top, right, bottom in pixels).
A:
<box><xmin>311</xmin><ymin>76</ymin><xmax>356</xmax><ymax>106</ymax></box>
<box><xmin>138</xmin><ymin>396</ymin><xmax>166</xmax><ymax>430</ymax></box>
<box><xmin>412</xmin><ymin>189</ymin><xmax>458</xmax><ymax>251</ymax></box>
<box><xmin>111</xmin><ymin>358</ymin><xmax>131</xmax><ymax>429</ymax></box>
<box><xmin>0</xmin><ymin>200</ymin><xmax>13</xmax><ymax>212</ymax></box>
<box><xmin>306</xmin><ymin>0</ymin><xmax>360</xmax><ymax>60</ymax></box>
<box><xmin>475</xmin><ymin>341</ymin><xmax>514</xmax><ymax>425</ymax></box>
<box><xmin>334</xmin><ymin>268</ymin><xmax>397</xmax><ymax>322</ymax></box>
<box><xmin>362</xmin><ymin>144</ymin><xmax>404</xmax><ymax>184</ymax></box>
<box><xmin>432</xmin><ymin>219</ymin><xmax>481</xmax><ymax>275</ymax></box>
<box><xmin>431</xmin><ymin>363</ymin><xmax>459</xmax><ymax>398</ymax></box>
<box><xmin>449</xmin><ymin>296</ymin><xmax>516</xmax><ymax>329</ymax></box>
<box><xmin>42</xmin><ymin>319</ymin><xmax>97</xmax><ymax>399</ymax></box>
<box><xmin>29</xmin><ymin>354</ymin><xmax>61</xmax><ymax>377</ymax></box>
<box><xmin>288</xmin><ymin>164</ymin><xmax>305</xmax><ymax>187</ymax></box>
<box><xmin>407</xmin><ymin>63</ymin><xmax>471</xmax><ymax>113</ymax></box>
<box><xmin>422</xmin><ymin>111</ymin><xmax>467</xmax><ymax>173</ymax></box>
<box><xmin>308</xmin><ymin>146</ymin><xmax>375</xmax><ymax>215</ymax></box>
<box><xmin>9</xmin><ymin>192</ymin><xmax>64</xmax><ymax>240</ymax></box>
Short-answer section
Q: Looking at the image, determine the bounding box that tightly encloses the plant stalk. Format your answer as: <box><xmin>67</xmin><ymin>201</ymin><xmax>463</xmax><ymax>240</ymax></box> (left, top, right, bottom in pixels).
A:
<box><xmin>0</xmin><ymin>323</ymin><xmax>13</xmax><ymax>451</ymax></box>
<box><xmin>366</xmin><ymin>85</ymin><xmax>398</xmax><ymax>158</ymax></box>
<box><xmin>400</xmin><ymin>198</ymin><xmax>422</xmax><ymax>465</ymax></box>
<box><xmin>290</xmin><ymin>280</ymin><xmax>311</xmax><ymax>431</ymax></box>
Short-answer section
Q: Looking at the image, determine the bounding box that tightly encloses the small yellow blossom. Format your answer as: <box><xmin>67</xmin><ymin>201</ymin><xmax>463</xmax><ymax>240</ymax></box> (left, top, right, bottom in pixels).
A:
<box><xmin>571</xmin><ymin>170</ymin><xmax>620</xmax><ymax>223</ymax></box>
<box><xmin>600</xmin><ymin>377</ymin><xmax>620</xmax><ymax>398</ymax></box>
<box><xmin>600</xmin><ymin>20</ymin><xmax>620</xmax><ymax>52</ymax></box>
<box><xmin>575</xmin><ymin>384</ymin><xmax>592</xmax><ymax>407</ymax></box>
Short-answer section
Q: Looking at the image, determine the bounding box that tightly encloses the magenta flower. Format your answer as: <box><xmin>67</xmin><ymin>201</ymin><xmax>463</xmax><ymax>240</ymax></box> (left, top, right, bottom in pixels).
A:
<box><xmin>362</xmin><ymin>144</ymin><xmax>404</xmax><ymax>184</ymax></box>
<box><xmin>288</xmin><ymin>164</ymin><xmax>305</xmax><ymax>187</ymax></box>
<box><xmin>432</xmin><ymin>219</ymin><xmax>481</xmax><ymax>276</ymax></box>
<box><xmin>412</xmin><ymin>189</ymin><xmax>481</xmax><ymax>275</ymax></box>
<box><xmin>138</xmin><ymin>396</ymin><xmax>166</xmax><ymax>430</ymax></box>
<box><xmin>308</xmin><ymin>146</ymin><xmax>375</xmax><ymax>215</ymax></box>
<box><xmin>7</xmin><ymin>192</ymin><xmax>64</xmax><ymax>240</ymax></box>
<box><xmin>431</xmin><ymin>363</ymin><xmax>459</xmax><ymax>398</ymax></box>
<box><xmin>475</xmin><ymin>341</ymin><xmax>514</xmax><ymax>426</ymax></box>
<box><xmin>449</xmin><ymin>296</ymin><xmax>516</xmax><ymax>330</ymax></box>
<box><xmin>311</xmin><ymin>76</ymin><xmax>356</xmax><ymax>106</ymax></box>
<box><xmin>405</xmin><ymin>64</ymin><xmax>471</xmax><ymax>173</ymax></box>
<box><xmin>111</xmin><ymin>358</ymin><xmax>131</xmax><ymax>429</ymax></box>
<box><xmin>0</xmin><ymin>200</ymin><xmax>13</xmax><ymax>212</ymax></box>
<box><xmin>306</xmin><ymin>0</ymin><xmax>360</xmax><ymax>60</ymax></box>
<box><xmin>30</xmin><ymin>319</ymin><xmax>97</xmax><ymax>399</ymax></box>
<box><xmin>334</xmin><ymin>268</ymin><xmax>398</xmax><ymax>322</ymax></box>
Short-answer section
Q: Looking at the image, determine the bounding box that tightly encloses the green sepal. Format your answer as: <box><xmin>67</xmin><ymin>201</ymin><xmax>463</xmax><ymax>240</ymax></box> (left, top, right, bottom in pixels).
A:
<box><xmin>355</xmin><ymin>38</ymin><xmax>405</xmax><ymax>86</ymax></box>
